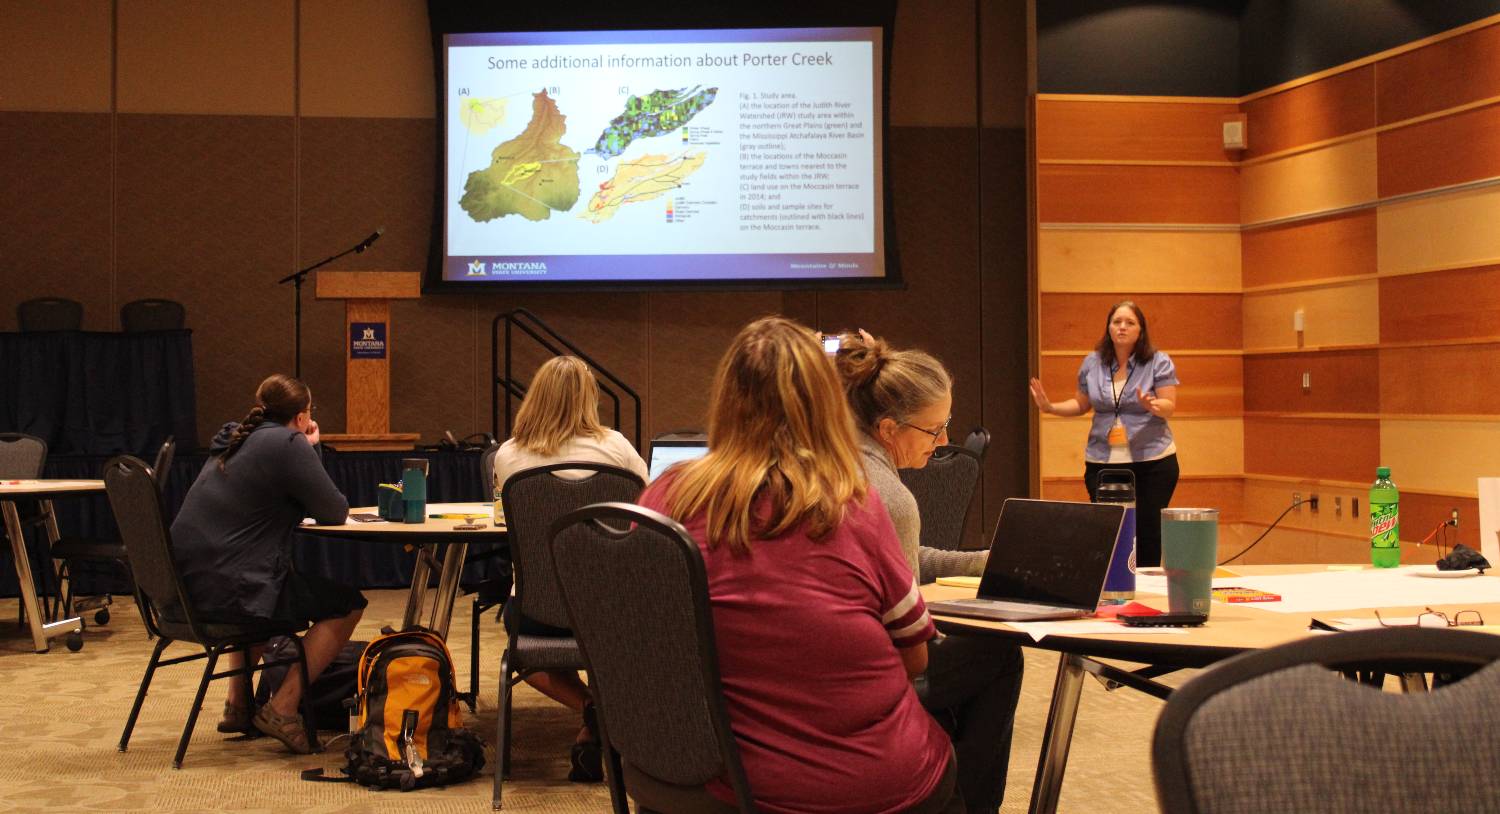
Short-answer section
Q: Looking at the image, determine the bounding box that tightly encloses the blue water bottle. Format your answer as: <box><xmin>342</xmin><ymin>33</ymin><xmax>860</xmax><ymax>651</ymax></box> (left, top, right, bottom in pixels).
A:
<box><xmin>401</xmin><ymin>458</ymin><xmax>428</xmax><ymax>524</ymax></box>
<box><xmin>1096</xmin><ymin>469</ymin><xmax>1136</xmax><ymax>603</ymax></box>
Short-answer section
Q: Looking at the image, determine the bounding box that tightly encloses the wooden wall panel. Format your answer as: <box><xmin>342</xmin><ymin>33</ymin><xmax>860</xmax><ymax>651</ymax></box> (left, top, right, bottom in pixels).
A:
<box><xmin>1243</xmin><ymin>417</ymin><xmax>1380</xmax><ymax>481</ymax></box>
<box><xmin>1037</xmin><ymin>353</ymin><xmax>1241</xmax><ymax>415</ymax></box>
<box><xmin>1378</xmin><ymin>103</ymin><xmax>1500</xmax><ymax>198</ymax></box>
<box><xmin>0</xmin><ymin>0</ymin><xmax>112</xmax><ymax>113</ymax></box>
<box><xmin>1040</xmin><ymin>476</ymin><xmax>1244</xmax><ymax>520</ymax></box>
<box><xmin>1402</xmin><ymin>492</ymin><xmax>1483</xmax><ymax>551</ymax></box>
<box><xmin>1379</xmin><ymin>344</ymin><xmax>1500</xmax><ymax>416</ymax></box>
<box><xmin>1041</xmin><ymin>416</ymin><xmax>1244</xmax><ymax>478</ymax></box>
<box><xmin>1040</xmin><ymin>293</ymin><xmax>1242</xmax><ymax>351</ymax></box>
<box><xmin>1239</xmin><ymin>136</ymin><xmax>1377</xmax><ymax>224</ymax></box>
<box><xmin>1037</xmin><ymin>165</ymin><xmax>1239</xmax><ymax>224</ymax></box>
<box><xmin>1038</xmin><ymin>415</ymin><xmax>1088</xmax><ymax>478</ymax></box>
<box><xmin>1241</xmin><ymin>65</ymin><xmax>1376</xmax><ymax>161</ymax></box>
<box><xmin>1242</xmin><ymin>280</ymin><xmax>1379</xmax><ymax>350</ymax></box>
<box><xmin>1243</xmin><ymin>477</ymin><xmax>1371</xmax><ymax>547</ymax></box>
<box><xmin>1038</xmin><ymin>228</ymin><xmax>1241</xmax><ymax>292</ymax></box>
<box><xmin>1377</xmin><ymin>186</ymin><xmax>1500</xmax><ymax>274</ymax></box>
<box><xmin>1241</xmin><ymin>210</ymin><xmax>1376</xmax><ymax>289</ymax></box>
<box><xmin>1376</xmin><ymin>23</ymin><xmax>1500</xmax><ymax>125</ymax></box>
<box><xmin>300</xmin><ymin>0</ymin><xmax>433</xmax><ymax>118</ymax></box>
<box><xmin>117</xmin><ymin>0</ymin><xmax>295</xmax><ymax>115</ymax></box>
<box><xmin>1035</xmin><ymin>99</ymin><xmax>1239</xmax><ymax>162</ymax></box>
<box><xmin>1242</xmin><ymin>349</ymin><xmax>1379</xmax><ymax>414</ymax></box>
<box><xmin>1379</xmin><ymin>265</ymin><xmax>1500</xmax><ymax>343</ymax></box>
<box><xmin>1380</xmin><ymin>418</ymin><xmax>1500</xmax><ymax>495</ymax></box>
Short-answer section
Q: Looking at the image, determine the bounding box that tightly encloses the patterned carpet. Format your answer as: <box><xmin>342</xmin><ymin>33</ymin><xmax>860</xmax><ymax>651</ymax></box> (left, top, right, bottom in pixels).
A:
<box><xmin>0</xmin><ymin>590</ymin><xmax>1183</xmax><ymax>813</ymax></box>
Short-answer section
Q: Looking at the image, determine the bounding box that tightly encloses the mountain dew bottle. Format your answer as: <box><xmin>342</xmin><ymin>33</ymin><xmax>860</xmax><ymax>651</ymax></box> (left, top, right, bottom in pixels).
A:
<box><xmin>1370</xmin><ymin>466</ymin><xmax>1400</xmax><ymax>568</ymax></box>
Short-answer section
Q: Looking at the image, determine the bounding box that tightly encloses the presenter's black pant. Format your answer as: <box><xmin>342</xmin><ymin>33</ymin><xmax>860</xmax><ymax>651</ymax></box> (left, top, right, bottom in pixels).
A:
<box><xmin>1084</xmin><ymin>453</ymin><xmax>1180</xmax><ymax>568</ymax></box>
<box><xmin>916</xmin><ymin>634</ymin><xmax>1024</xmax><ymax>814</ymax></box>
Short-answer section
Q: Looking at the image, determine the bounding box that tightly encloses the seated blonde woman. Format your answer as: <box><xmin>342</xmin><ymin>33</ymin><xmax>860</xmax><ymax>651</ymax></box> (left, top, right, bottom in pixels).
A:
<box><xmin>493</xmin><ymin>355</ymin><xmax>647</xmax><ymax>781</ymax></box>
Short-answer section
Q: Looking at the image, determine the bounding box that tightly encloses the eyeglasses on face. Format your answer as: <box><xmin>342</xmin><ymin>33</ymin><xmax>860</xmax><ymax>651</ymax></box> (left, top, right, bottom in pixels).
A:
<box><xmin>901</xmin><ymin>416</ymin><xmax>952</xmax><ymax>446</ymax></box>
<box><xmin>1374</xmin><ymin>607</ymin><xmax>1484</xmax><ymax>628</ymax></box>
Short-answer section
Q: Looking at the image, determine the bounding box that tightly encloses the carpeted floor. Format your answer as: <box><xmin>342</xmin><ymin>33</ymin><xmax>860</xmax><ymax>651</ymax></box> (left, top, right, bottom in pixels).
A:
<box><xmin>0</xmin><ymin>590</ymin><xmax>1185</xmax><ymax>812</ymax></box>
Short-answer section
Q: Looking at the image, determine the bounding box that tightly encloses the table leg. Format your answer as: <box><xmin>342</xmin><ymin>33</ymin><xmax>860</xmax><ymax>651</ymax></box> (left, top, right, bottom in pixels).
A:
<box><xmin>1399</xmin><ymin>672</ymin><xmax>1429</xmax><ymax>693</ymax></box>
<box><xmin>3</xmin><ymin>501</ymin><xmax>82</xmax><ymax>653</ymax></box>
<box><xmin>427</xmin><ymin>541</ymin><xmax>470</xmax><ymax>639</ymax></box>
<box><xmin>1029</xmin><ymin>653</ymin><xmax>1088</xmax><ymax>814</ymax></box>
<box><xmin>402</xmin><ymin>543</ymin><xmax>438</xmax><ymax>630</ymax></box>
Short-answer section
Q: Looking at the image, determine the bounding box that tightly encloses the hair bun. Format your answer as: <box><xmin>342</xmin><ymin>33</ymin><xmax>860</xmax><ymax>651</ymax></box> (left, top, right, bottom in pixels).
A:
<box><xmin>836</xmin><ymin>331</ymin><xmax>888</xmax><ymax>387</ymax></box>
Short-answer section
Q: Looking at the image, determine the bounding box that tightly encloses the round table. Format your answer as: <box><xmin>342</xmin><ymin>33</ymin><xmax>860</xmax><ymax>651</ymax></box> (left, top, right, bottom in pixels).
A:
<box><xmin>1</xmin><ymin>479</ymin><xmax>100</xmax><ymax>652</ymax></box>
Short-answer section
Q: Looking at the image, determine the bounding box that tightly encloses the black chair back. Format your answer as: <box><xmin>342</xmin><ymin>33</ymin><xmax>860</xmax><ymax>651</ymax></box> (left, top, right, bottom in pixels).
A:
<box><xmin>1154</xmin><ymin>627</ymin><xmax>1500</xmax><ymax>814</ymax></box>
<box><xmin>551</xmin><ymin>502</ymin><xmax>756</xmax><ymax>812</ymax></box>
<box><xmin>151</xmin><ymin>436</ymin><xmax>176</xmax><ymax>489</ymax></box>
<box><xmin>898</xmin><ymin>444</ymin><xmax>982</xmax><ymax>552</ymax></box>
<box><xmin>120</xmin><ymin>298</ymin><xmax>186</xmax><ymax>332</ymax></box>
<box><xmin>962</xmin><ymin>426</ymin><xmax>990</xmax><ymax>459</ymax></box>
<box><xmin>102</xmin><ymin>455</ymin><xmax>192</xmax><ymax>640</ymax></box>
<box><xmin>0</xmin><ymin>433</ymin><xmax>47</xmax><ymax>478</ymax></box>
<box><xmin>18</xmin><ymin>297</ymin><xmax>83</xmax><ymax>332</ymax></box>
<box><xmin>501</xmin><ymin>462</ymin><xmax>644</xmax><ymax>630</ymax></box>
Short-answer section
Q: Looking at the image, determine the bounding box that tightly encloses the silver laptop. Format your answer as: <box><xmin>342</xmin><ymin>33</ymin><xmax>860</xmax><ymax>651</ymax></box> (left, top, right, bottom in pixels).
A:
<box><xmin>648</xmin><ymin>434</ymin><xmax>709</xmax><ymax>481</ymax></box>
<box><xmin>927</xmin><ymin>498</ymin><xmax>1125</xmax><ymax>622</ymax></box>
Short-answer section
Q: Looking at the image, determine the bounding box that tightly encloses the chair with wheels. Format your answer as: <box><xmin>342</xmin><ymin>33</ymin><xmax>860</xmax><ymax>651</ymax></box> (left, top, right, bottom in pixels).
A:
<box><xmin>550</xmin><ymin>502</ymin><xmax>756</xmax><ymax>813</ymax></box>
<box><xmin>492</xmin><ymin>462</ymin><xmax>644</xmax><ymax>809</ymax></box>
<box><xmin>0</xmin><ymin>433</ymin><xmax>57</xmax><ymax>627</ymax></box>
<box><xmin>104</xmin><ymin>455</ymin><xmax>318</xmax><ymax>768</ymax></box>
<box><xmin>1153</xmin><ymin>626</ymin><xmax>1500</xmax><ymax>814</ymax></box>
<box><xmin>898</xmin><ymin>444</ymin><xmax>983</xmax><ymax>554</ymax></box>
<box><xmin>961</xmin><ymin>426</ymin><xmax>990</xmax><ymax>459</ymax></box>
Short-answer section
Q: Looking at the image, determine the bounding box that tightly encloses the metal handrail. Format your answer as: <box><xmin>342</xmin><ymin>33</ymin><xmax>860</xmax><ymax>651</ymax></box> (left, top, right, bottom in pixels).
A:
<box><xmin>491</xmin><ymin>308</ymin><xmax>643</xmax><ymax>451</ymax></box>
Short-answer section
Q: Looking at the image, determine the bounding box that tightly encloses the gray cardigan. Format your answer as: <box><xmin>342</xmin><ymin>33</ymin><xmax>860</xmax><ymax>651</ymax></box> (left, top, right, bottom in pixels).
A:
<box><xmin>858</xmin><ymin>434</ymin><xmax>987</xmax><ymax>584</ymax></box>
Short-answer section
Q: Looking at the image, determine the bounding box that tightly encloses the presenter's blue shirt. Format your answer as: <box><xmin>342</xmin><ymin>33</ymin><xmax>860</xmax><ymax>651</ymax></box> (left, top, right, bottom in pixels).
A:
<box><xmin>1077</xmin><ymin>351</ymin><xmax>1179</xmax><ymax>462</ymax></box>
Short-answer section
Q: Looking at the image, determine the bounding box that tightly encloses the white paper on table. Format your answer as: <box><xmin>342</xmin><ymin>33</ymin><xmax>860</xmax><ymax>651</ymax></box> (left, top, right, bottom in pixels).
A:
<box><xmin>1212</xmin><ymin>567</ymin><xmax>1500</xmax><ymax>613</ymax></box>
<box><xmin>1002</xmin><ymin>620</ymin><xmax>1190</xmax><ymax>642</ymax></box>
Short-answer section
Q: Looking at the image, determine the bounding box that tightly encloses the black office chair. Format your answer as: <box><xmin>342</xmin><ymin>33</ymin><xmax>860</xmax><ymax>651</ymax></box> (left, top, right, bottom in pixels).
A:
<box><xmin>962</xmin><ymin>426</ymin><xmax>990</xmax><ymax>459</ymax></box>
<box><xmin>17</xmin><ymin>297</ymin><xmax>83</xmax><ymax>331</ymax></box>
<box><xmin>105</xmin><ymin>455</ymin><xmax>318</xmax><ymax>768</ymax></box>
<box><xmin>493</xmin><ymin>462</ymin><xmax>645</xmax><ymax>809</ymax></box>
<box><xmin>120</xmin><ymin>298</ymin><xmax>186</xmax><ymax>332</ymax></box>
<box><xmin>0</xmin><ymin>433</ymin><xmax>53</xmax><ymax>626</ymax></box>
<box><xmin>898</xmin><ymin>444</ymin><xmax>983</xmax><ymax>555</ymax></box>
<box><xmin>550</xmin><ymin>502</ymin><xmax>756</xmax><ymax>814</ymax></box>
<box><xmin>465</xmin><ymin>441</ymin><xmax>511</xmax><ymax>708</ymax></box>
<box><xmin>1153</xmin><ymin>627</ymin><xmax>1500</xmax><ymax>814</ymax></box>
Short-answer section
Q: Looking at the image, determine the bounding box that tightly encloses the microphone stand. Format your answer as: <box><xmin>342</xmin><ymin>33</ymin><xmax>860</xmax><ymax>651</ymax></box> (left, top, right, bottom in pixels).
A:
<box><xmin>277</xmin><ymin>230</ymin><xmax>381</xmax><ymax>378</ymax></box>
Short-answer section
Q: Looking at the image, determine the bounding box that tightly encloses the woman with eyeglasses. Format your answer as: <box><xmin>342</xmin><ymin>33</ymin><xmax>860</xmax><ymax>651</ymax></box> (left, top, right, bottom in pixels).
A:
<box><xmin>170</xmin><ymin>373</ymin><xmax>362</xmax><ymax>755</ymax></box>
<box><xmin>1028</xmin><ymin>299</ymin><xmax>1179</xmax><ymax>567</ymax></box>
<box><xmin>835</xmin><ymin>330</ymin><xmax>1023</xmax><ymax>814</ymax></box>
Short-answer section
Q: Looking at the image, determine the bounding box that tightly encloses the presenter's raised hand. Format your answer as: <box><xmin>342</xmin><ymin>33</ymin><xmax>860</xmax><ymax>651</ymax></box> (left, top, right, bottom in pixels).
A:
<box><xmin>1028</xmin><ymin>378</ymin><xmax>1052</xmax><ymax>414</ymax></box>
<box><xmin>1137</xmin><ymin>386</ymin><xmax>1164</xmax><ymax>416</ymax></box>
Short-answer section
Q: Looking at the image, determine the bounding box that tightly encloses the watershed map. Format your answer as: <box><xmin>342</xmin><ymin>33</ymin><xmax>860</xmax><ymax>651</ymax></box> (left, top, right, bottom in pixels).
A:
<box><xmin>459</xmin><ymin>85</ymin><xmax>717</xmax><ymax>225</ymax></box>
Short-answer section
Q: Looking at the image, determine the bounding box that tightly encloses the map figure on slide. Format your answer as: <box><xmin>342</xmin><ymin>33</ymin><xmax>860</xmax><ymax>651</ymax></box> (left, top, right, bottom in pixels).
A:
<box><xmin>460</xmin><ymin>90</ymin><xmax>580</xmax><ymax>222</ymax></box>
<box><xmin>588</xmin><ymin>85</ymin><xmax>718</xmax><ymax>159</ymax></box>
<box><xmin>458</xmin><ymin>97</ymin><xmax>509</xmax><ymax>135</ymax></box>
<box><xmin>582</xmin><ymin>151</ymin><xmax>706</xmax><ymax>224</ymax></box>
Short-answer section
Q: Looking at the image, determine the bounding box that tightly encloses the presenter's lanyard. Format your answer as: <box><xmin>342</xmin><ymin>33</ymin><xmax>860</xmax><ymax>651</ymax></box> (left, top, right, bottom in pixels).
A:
<box><xmin>1108</xmin><ymin>359</ymin><xmax>1133</xmax><ymax>418</ymax></box>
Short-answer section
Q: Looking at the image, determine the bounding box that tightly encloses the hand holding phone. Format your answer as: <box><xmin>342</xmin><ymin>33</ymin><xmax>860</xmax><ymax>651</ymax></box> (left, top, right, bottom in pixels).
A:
<box><xmin>1119</xmin><ymin>612</ymin><xmax>1207</xmax><ymax>627</ymax></box>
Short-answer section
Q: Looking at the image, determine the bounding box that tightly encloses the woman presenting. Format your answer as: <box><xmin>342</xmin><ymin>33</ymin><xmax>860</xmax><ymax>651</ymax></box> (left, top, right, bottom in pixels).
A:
<box><xmin>1029</xmin><ymin>300</ymin><xmax>1179</xmax><ymax>567</ymax></box>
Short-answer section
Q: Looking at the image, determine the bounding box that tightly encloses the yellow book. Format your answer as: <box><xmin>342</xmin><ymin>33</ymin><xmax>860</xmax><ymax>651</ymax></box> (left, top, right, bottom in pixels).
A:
<box><xmin>935</xmin><ymin>576</ymin><xmax>982</xmax><ymax>589</ymax></box>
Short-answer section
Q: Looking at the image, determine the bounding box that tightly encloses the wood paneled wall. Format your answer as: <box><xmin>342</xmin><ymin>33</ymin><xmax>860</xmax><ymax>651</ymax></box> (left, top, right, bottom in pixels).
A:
<box><xmin>1037</xmin><ymin>13</ymin><xmax>1500</xmax><ymax>561</ymax></box>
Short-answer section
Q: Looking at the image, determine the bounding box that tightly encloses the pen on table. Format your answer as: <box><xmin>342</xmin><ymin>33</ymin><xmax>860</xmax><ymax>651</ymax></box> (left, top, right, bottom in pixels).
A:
<box><xmin>429</xmin><ymin>512</ymin><xmax>488</xmax><ymax>520</ymax></box>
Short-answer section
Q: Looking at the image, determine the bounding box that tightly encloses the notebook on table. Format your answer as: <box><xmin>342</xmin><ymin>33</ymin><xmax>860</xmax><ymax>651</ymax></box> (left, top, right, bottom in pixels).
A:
<box><xmin>927</xmin><ymin>498</ymin><xmax>1125</xmax><ymax>622</ymax></box>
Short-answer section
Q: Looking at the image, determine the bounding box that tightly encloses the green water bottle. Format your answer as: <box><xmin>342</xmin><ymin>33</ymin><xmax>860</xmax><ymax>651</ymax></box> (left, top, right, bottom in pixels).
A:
<box><xmin>1370</xmin><ymin>466</ymin><xmax>1400</xmax><ymax>568</ymax></box>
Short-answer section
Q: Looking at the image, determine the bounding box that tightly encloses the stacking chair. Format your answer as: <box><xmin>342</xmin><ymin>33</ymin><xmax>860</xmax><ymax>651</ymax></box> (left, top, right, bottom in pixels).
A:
<box><xmin>466</xmin><ymin>441</ymin><xmax>510</xmax><ymax>706</ymax></box>
<box><xmin>1153</xmin><ymin>627</ymin><xmax>1500</xmax><ymax>814</ymax></box>
<box><xmin>550</xmin><ymin>502</ymin><xmax>756</xmax><ymax>814</ymax></box>
<box><xmin>0</xmin><ymin>433</ymin><xmax>52</xmax><ymax>624</ymax></box>
<box><xmin>53</xmin><ymin>437</ymin><xmax>174</xmax><ymax>628</ymax></box>
<box><xmin>17</xmin><ymin>297</ymin><xmax>83</xmax><ymax>331</ymax></box>
<box><xmin>493</xmin><ymin>462</ymin><xmax>645</xmax><ymax>809</ymax></box>
<box><xmin>898</xmin><ymin>444</ymin><xmax>983</xmax><ymax>555</ymax></box>
<box><xmin>120</xmin><ymin>298</ymin><xmax>186</xmax><ymax>332</ymax></box>
<box><xmin>105</xmin><ymin>455</ymin><xmax>318</xmax><ymax>768</ymax></box>
<box><xmin>961</xmin><ymin>426</ymin><xmax>990</xmax><ymax>459</ymax></box>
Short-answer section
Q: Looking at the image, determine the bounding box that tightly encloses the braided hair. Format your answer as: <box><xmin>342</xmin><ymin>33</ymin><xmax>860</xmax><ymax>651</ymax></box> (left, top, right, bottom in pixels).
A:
<box><xmin>834</xmin><ymin>330</ymin><xmax>951</xmax><ymax>432</ymax></box>
<box><xmin>217</xmin><ymin>373</ymin><xmax>311</xmax><ymax>471</ymax></box>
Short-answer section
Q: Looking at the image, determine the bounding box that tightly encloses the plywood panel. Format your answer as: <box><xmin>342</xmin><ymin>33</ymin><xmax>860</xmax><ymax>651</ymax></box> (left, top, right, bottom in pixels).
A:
<box><xmin>118</xmin><ymin>0</ymin><xmax>295</xmax><ymax>115</ymax></box>
<box><xmin>0</xmin><ymin>0</ymin><xmax>112</xmax><ymax>112</ymax></box>
<box><xmin>1240</xmin><ymin>136</ymin><xmax>1377</xmax><ymax>225</ymax></box>
<box><xmin>1379</xmin><ymin>265</ymin><xmax>1500</xmax><ymax>343</ymax></box>
<box><xmin>1376</xmin><ymin>22</ymin><xmax>1500</xmax><ymax>125</ymax></box>
<box><xmin>1377</xmin><ymin>185</ymin><xmax>1500</xmax><ymax>275</ymax></box>
<box><xmin>300</xmin><ymin>0</ymin><xmax>434</xmax><ymax>118</ymax></box>
<box><xmin>1039</xmin><ymin>416</ymin><xmax>1242</xmax><ymax>478</ymax></box>
<box><xmin>1040</xmin><ymin>293</ymin><xmax>1242</xmax><ymax>351</ymax></box>
<box><xmin>1379</xmin><ymin>344</ymin><xmax>1500</xmax><ymax>416</ymax></box>
<box><xmin>1035</xmin><ymin>99</ymin><xmax>1239</xmax><ymax>162</ymax></box>
<box><xmin>1039</xmin><ymin>353</ymin><xmax>1241</xmax><ymax>415</ymax></box>
<box><xmin>1242</xmin><ymin>65</ymin><xmax>1375</xmax><ymax>161</ymax></box>
<box><xmin>1242</xmin><ymin>280</ymin><xmax>1379</xmax><ymax>350</ymax></box>
<box><xmin>1038</xmin><ymin>165</ymin><xmax>1239</xmax><ymax>224</ymax></box>
<box><xmin>1380</xmin><ymin>418</ymin><xmax>1500</xmax><ymax>495</ymax></box>
<box><xmin>1402</xmin><ymin>491</ymin><xmax>1483</xmax><ymax>551</ymax></box>
<box><xmin>1038</xmin><ymin>229</ymin><xmax>1240</xmax><ymax>292</ymax></box>
<box><xmin>1242</xmin><ymin>350</ymin><xmax>1379</xmax><ymax>415</ymax></box>
<box><xmin>1243</xmin><ymin>417</ymin><xmax>1379</xmax><ymax>482</ymax></box>
<box><xmin>1378</xmin><ymin>103</ymin><xmax>1500</xmax><ymax>198</ymax></box>
<box><xmin>1244</xmin><ymin>477</ymin><xmax>1370</xmax><ymax>544</ymax></box>
<box><xmin>1040</xmin><ymin>476</ymin><xmax>1244</xmax><ymax>521</ymax></box>
<box><xmin>1241</xmin><ymin>210</ymin><xmax>1376</xmax><ymax>289</ymax></box>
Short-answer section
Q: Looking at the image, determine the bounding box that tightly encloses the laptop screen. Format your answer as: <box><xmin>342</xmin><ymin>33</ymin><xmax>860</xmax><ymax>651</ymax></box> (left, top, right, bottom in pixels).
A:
<box><xmin>977</xmin><ymin>499</ymin><xmax>1125</xmax><ymax>610</ymax></box>
<box><xmin>648</xmin><ymin>440</ymin><xmax>709</xmax><ymax>481</ymax></box>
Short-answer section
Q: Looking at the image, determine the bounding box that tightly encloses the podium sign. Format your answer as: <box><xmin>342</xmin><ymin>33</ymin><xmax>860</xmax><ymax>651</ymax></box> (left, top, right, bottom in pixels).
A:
<box><xmin>315</xmin><ymin>271</ymin><xmax>421</xmax><ymax>451</ymax></box>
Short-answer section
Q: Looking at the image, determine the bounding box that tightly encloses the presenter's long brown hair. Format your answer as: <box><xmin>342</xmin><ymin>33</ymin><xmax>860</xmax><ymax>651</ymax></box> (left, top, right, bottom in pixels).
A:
<box><xmin>511</xmin><ymin>356</ymin><xmax>607</xmax><ymax>456</ymax></box>
<box><xmin>660</xmin><ymin>316</ymin><xmax>867</xmax><ymax>554</ymax></box>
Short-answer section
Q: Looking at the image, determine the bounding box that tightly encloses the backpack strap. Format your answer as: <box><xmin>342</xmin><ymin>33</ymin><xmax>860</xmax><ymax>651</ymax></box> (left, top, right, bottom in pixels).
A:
<box><xmin>300</xmin><ymin>767</ymin><xmax>353</xmax><ymax>783</ymax></box>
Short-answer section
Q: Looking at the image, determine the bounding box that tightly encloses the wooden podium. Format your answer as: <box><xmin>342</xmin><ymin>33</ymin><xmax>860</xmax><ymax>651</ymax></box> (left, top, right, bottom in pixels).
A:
<box><xmin>315</xmin><ymin>271</ymin><xmax>423</xmax><ymax>452</ymax></box>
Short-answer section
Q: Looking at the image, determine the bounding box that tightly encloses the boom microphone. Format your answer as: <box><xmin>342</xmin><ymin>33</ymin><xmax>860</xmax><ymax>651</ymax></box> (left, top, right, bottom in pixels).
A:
<box><xmin>354</xmin><ymin>227</ymin><xmax>385</xmax><ymax>253</ymax></box>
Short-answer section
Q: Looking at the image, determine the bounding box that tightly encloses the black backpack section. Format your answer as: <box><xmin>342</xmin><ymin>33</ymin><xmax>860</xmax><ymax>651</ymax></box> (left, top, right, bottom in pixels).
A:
<box><xmin>255</xmin><ymin>636</ymin><xmax>365</xmax><ymax>731</ymax></box>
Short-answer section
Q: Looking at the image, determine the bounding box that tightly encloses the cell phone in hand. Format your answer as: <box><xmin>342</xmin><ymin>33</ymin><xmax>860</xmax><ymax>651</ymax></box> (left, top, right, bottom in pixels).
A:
<box><xmin>1119</xmin><ymin>612</ymin><xmax>1207</xmax><ymax>627</ymax></box>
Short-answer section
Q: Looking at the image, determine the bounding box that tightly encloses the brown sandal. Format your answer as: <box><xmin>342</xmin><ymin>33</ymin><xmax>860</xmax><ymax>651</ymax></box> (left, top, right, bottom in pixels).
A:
<box><xmin>216</xmin><ymin>701</ymin><xmax>254</xmax><ymax>734</ymax></box>
<box><xmin>252</xmin><ymin>706</ymin><xmax>314</xmax><ymax>754</ymax></box>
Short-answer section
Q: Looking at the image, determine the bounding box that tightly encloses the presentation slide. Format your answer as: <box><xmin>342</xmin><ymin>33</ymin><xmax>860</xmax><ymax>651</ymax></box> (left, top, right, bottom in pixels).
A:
<box><xmin>441</xmin><ymin>27</ymin><xmax>886</xmax><ymax>285</ymax></box>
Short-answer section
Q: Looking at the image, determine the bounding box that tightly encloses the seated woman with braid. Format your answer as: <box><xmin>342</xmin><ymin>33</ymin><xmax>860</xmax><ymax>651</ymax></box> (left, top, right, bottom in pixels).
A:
<box><xmin>170</xmin><ymin>373</ymin><xmax>362</xmax><ymax>755</ymax></box>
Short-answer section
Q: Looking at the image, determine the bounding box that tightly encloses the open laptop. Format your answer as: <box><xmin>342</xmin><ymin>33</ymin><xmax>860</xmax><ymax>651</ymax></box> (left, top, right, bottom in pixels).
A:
<box><xmin>648</xmin><ymin>434</ymin><xmax>709</xmax><ymax>481</ymax></box>
<box><xmin>927</xmin><ymin>498</ymin><xmax>1125</xmax><ymax>622</ymax></box>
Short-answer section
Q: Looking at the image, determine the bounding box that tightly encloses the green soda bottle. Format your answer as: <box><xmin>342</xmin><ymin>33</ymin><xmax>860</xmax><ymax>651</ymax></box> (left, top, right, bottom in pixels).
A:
<box><xmin>1370</xmin><ymin>466</ymin><xmax>1400</xmax><ymax>568</ymax></box>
